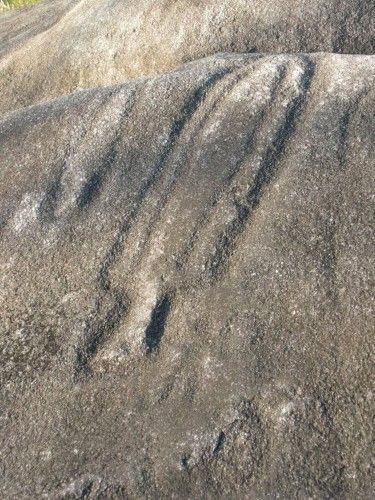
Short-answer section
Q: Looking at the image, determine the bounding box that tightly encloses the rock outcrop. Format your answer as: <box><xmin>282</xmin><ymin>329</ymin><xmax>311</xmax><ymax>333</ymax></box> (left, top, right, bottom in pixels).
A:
<box><xmin>1</xmin><ymin>52</ymin><xmax>374</xmax><ymax>498</ymax></box>
<box><xmin>1</xmin><ymin>0</ymin><xmax>375</xmax><ymax>113</ymax></box>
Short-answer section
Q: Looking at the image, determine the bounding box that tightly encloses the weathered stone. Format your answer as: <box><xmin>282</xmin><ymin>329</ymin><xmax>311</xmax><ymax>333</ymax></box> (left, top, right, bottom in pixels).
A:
<box><xmin>0</xmin><ymin>0</ymin><xmax>374</xmax><ymax>113</ymax></box>
<box><xmin>0</xmin><ymin>52</ymin><xmax>374</xmax><ymax>498</ymax></box>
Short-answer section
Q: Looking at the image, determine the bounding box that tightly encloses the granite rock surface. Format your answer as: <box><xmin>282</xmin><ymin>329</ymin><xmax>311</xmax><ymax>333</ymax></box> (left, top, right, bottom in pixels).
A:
<box><xmin>0</xmin><ymin>0</ymin><xmax>375</xmax><ymax>113</ymax></box>
<box><xmin>0</xmin><ymin>51</ymin><xmax>374</xmax><ymax>498</ymax></box>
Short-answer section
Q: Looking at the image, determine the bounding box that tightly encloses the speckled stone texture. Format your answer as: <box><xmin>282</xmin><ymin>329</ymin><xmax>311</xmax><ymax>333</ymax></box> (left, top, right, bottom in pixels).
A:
<box><xmin>0</xmin><ymin>51</ymin><xmax>374</xmax><ymax>498</ymax></box>
<box><xmin>0</xmin><ymin>0</ymin><xmax>375</xmax><ymax>113</ymax></box>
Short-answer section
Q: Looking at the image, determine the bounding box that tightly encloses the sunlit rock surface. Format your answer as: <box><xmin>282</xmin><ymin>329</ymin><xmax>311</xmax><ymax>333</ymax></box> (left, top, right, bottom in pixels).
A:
<box><xmin>0</xmin><ymin>52</ymin><xmax>374</xmax><ymax>498</ymax></box>
<box><xmin>0</xmin><ymin>0</ymin><xmax>375</xmax><ymax>113</ymax></box>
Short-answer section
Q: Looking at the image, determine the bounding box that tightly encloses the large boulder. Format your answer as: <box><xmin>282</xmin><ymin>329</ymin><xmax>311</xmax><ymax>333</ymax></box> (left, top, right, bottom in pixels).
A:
<box><xmin>0</xmin><ymin>0</ymin><xmax>374</xmax><ymax>113</ymax></box>
<box><xmin>1</xmin><ymin>53</ymin><xmax>374</xmax><ymax>498</ymax></box>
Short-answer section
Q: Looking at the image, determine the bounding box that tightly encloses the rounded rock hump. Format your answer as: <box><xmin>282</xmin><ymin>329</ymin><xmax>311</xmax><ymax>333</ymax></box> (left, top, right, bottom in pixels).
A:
<box><xmin>1</xmin><ymin>1</ymin><xmax>375</xmax><ymax>498</ymax></box>
<box><xmin>0</xmin><ymin>0</ymin><xmax>374</xmax><ymax>113</ymax></box>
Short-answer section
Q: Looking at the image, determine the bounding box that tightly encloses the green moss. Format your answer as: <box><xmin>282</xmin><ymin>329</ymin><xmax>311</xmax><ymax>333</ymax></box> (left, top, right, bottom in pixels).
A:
<box><xmin>0</xmin><ymin>0</ymin><xmax>41</xmax><ymax>12</ymax></box>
